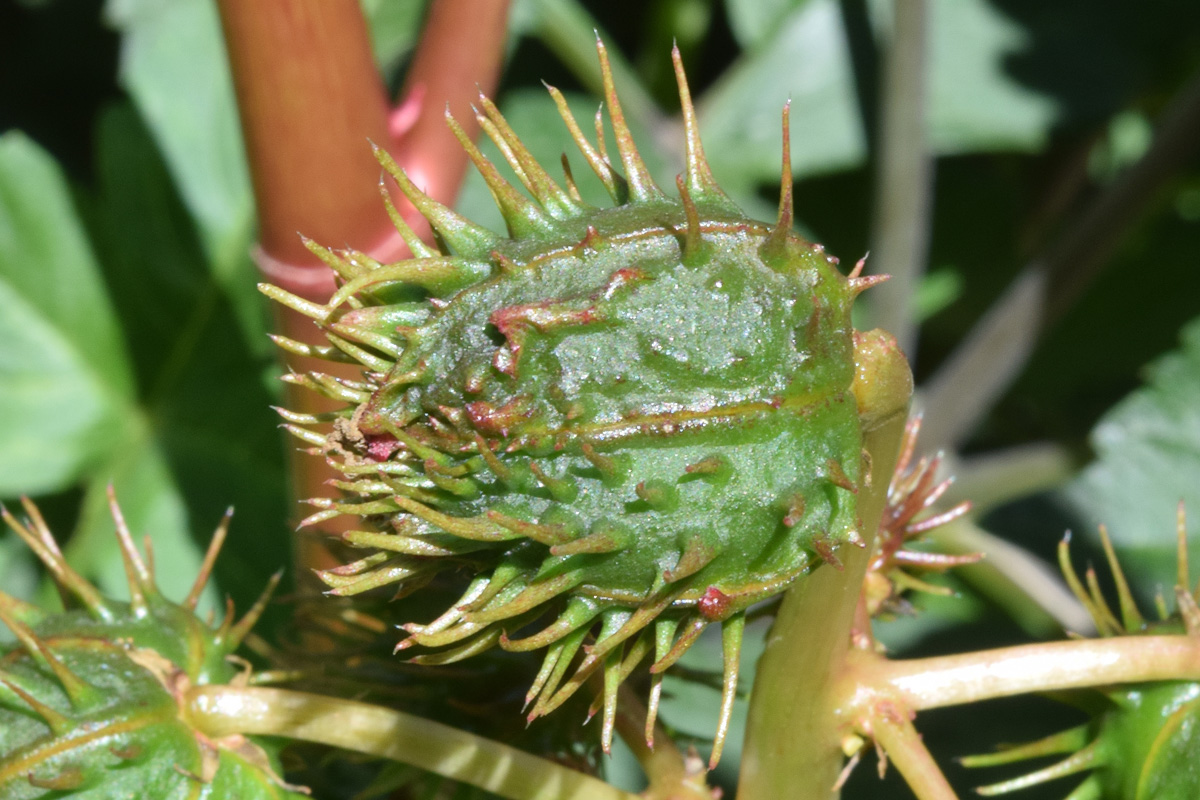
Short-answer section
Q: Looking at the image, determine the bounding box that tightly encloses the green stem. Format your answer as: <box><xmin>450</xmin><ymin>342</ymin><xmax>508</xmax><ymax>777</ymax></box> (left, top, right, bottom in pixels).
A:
<box><xmin>737</xmin><ymin>412</ymin><xmax>908</xmax><ymax>800</ymax></box>
<box><xmin>186</xmin><ymin>685</ymin><xmax>635</xmax><ymax>800</ymax></box>
<box><xmin>868</xmin><ymin>708</ymin><xmax>959</xmax><ymax>800</ymax></box>
<box><xmin>877</xmin><ymin>634</ymin><xmax>1200</xmax><ymax>711</ymax></box>
<box><xmin>930</xmin><ymin>519</ymin><xmax>1093</xmax><ymax>638</ymax></box>
<box><xmin>867</xmin><ymin>0</ymin><xmax>933</xmax><ymax>355</ymax></box>
<box><xmin>919</xmin><ymin>66</ymin><xmax>1200</xmax><ymax>452</ymax></box>
<box><xmin>945</xmin><ymin>442</ymin><xmax>1075</xmax><ymax>515</ymax></box>
<box><xmin>614</xmin><ymin>684</ymin><xmax>714</xmax><ymax>800</ymax></box>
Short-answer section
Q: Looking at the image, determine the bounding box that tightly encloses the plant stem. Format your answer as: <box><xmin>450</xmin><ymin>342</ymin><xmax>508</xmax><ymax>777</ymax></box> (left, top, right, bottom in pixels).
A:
<box><xmin>614</xmin><ymin>684</ymin><xmax>714</xmax><ymax>800</ymax></box>
<box><xmin>867</xmin><ymin>0</ymin><xmax>933</xmax><ymax>356</ymax></box>
<box><xmin>875</xmin><ymin>634</ymin><xmax>1200</xmax><ymax>711</ymax></box>
<box><xmin>218</xmin><ymin>0</ymin><xmax>398</xmax><ymax>575</ymax></box>
<box><xmin>868</xmin><ymin>707</ymin><xmax>959</xmax><ymax>800</ymax></box>
<box><xmin>944</xmin><ymin>442</ymin><xmax>1075</xmax><ymax>515</ymax></box>
<box><xmin>394</xmin><ymin>0</ymin><xmax>512</xmax><ymax>238</ymax></box>
<box><xmin>218</xmin><ymin>0</ymin><xmax>394</xmax><ymax>267</ymax></box>
<box><xmin>217</xmin><ymin>0</ymin><xmax>510</xmax><ymax>577</ymax></box>
<box><xmin>737</xmin><ymin>412</ymin><xmax>908</xmax><ymax>800</ymax></box>
<box><xmin>930</xmin><ymin>518</ymin><xmax>1093</xmax><ymax>638</ymax></box>
<box><xmin>187</xmin><ymin>685</ymin><xmax>635</xmax><ymax>800</ymax></box>
<box><xmin>919</xmin><ymin>66</ymin><xmax>1200</xmax><ymax>452</ymax></box>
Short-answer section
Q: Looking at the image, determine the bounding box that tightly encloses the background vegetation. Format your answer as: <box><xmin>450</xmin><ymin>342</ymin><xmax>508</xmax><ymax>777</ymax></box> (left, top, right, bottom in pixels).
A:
<box><xmin>2</xmin><ymin>0</ymin><xmax>1199</xmax><ymax>796</ymax></box>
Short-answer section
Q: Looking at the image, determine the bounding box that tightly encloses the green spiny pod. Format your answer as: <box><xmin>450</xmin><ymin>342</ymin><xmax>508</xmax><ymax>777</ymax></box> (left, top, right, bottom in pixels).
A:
<box><xmin>963</xmin><ymin>506</ymin><xmax>1200</xmax><ymax>799</ymax></box>
<box><xmin>0</xmin><ymin>495</ymin><xmax>304</xmax><ymax>800</ymax></box>
<box><xmin>268</xmin><ymin>41</ymin><xmax>910</xmax><ymax>763</ymax></box>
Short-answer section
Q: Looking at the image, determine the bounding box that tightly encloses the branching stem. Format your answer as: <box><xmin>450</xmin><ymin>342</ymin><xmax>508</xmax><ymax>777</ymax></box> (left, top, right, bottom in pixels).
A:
<box><xmin>614</xmin><ymin>684</ymin><xmax>714</xmax><ymax>800</ymax></box>
<box><xmin>186</xmin><ymin>685</ymin><xmax>635</xmax><ymax>800</ymax></box>
<box><xmin>870</xmin><ymin>634</ymin><xmax>1200</xmax><ymax>711</ymax></box>
<box><xmin>868</xmin><ymin>707</ymin><xmax>959</xmax><ymax>800</ymax></box>
<box><xmin>867</xmin><ymin>0</ymin><xmax>933</xmax><ymax>355</ymax></box>
<box><xmin>737</xmin><ymin>411</ymin><xmax>909</xmax><ymax>799</ymax></box>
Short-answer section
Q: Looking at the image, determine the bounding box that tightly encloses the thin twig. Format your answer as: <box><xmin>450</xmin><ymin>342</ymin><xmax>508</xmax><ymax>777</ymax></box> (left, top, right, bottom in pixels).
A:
<box><xmin>867</xmin><ymin>0</ymin><xmax>933</xmax><ymax>356</ymax></box>
<box><xmin>919</xmin><ymin>67</ymin><xmax>1200</xmax><ymax>451</ymax></box>
<box><xmin>187</xmin><ymin>685</ymin><xmax>636</xmax><ymax>800</ymax></box>
<box><xmin>929</xmin><ymin>519</ymin><xmax>1094</xmax><ymax>637</ymax></box>
<box><xmin>879</xmin><ymin>634</ymin><xmax>1200</xmax><ymax>711</ymax></box>
<box><xmin>613</xmin><ymin>684</ymin><xmax>715</xmax><ymax>800</ymax></box>
<box><xmin>943</xmin><ymin>442</ymin><xmax>1076</xmax><ymax>514</ymax></box>
<box><xmin>869</xmin><ymin>707</ymin><xmax>960</xmax><ymax>800</ymax></box>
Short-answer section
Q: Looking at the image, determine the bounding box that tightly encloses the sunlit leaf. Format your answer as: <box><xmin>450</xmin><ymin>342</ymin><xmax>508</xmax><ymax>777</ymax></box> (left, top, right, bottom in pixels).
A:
<box><xmin>724</xmin><ymin>0</ymin><xmax>816</xmax><ymax>50</ymax></box>
<box><xmin>1066</xmin><ymin>317</ymin><xmax>1200</xmax><ymax>591</ymax></box>
<box><xmin>104</xmin><ymin>0</ymin><xmax>254</xmax><ymax>279</ymax></box>
<box><xmin>699</xmin><ymin>0</ymin><xmax>865</xmax><ymax>185</ymax></box>
<box><xmin>0</xmin><ymin>133</ymin><xmax>135</xmax><ymax>495</ymax></box>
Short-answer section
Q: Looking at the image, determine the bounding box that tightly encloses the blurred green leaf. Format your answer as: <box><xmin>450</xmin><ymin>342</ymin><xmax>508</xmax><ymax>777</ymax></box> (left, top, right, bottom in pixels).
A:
<box><xmin>360</xmin><ymin>0</ymin><xmax>427</xmax><ymax>74</ymax></box>
<box><xmin>700</xmin><ymin>0</ymin><xmax>1062</xmax><ymax>189</ymax></box>
<box><xmin>79</xmin><ymin>104</ymin><xmax>290</xmax><ymax>620</ymax></box>
<box><xmin>103</xmin><ymin>0</ymin><xmax>254</xmax><ymax>285</ymax></box>
<box><xmin>699</xmin><ymin>0</ymin><xmax>865</xmax><ymax>186</ymax></box>
<box><xmin>724</xmin><ymin>0</ymin><xmax>815</xmax><ymax>51</ymax></box>
<box><xmin>1066</xmin><ymin>316</ymin><xmax>1200</xmax><ymax>592</ymax></box>
<box><xmin>0</xmin><ymin>132</ymin><xmax>135</xmax><ymax>495</ymax></box>
<box><xmin>927</xmin><ymin>0</ymin><xmax>1058</xmax><ymax>154</ymax></box>
<box><xmin>915</xmin><ymin>265</ymin><xmax>964</xmax><ymax>323</ymax></box>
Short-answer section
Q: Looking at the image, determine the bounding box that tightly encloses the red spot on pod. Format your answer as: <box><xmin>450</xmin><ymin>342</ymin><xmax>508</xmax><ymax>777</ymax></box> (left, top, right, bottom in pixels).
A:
<box><xmin>366</xmin><ymin>434</ymin><xmax>402</xmax><ymax>462</ymax></box>
<box><xmin>698</xmin><ymin>587</ymin><xmax>732</xmax><ymax>621</ymax></box>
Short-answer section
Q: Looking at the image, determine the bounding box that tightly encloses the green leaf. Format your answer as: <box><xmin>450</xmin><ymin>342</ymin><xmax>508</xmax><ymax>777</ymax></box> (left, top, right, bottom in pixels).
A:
<box><xmin>723</xmin><ymin>0</ymin><xmax>815</xmax><ymax>50</ymax></box>
<box><xmin>927</xmin><ymin>0</ymin><xmax>1058</xmax><ymax>154</ymax></box>
<box><xmin>699</xmin><ymin>0</ymin><xmax>866</xmax><ymax>185</ymax></box>
<box><xmin>0</xmin><ymin>133</ymin><xmax>135</xmax><ymax>495</ymax></box>
<box><xmin>699</xmin><ymin>0</ymin><xmax>1061</xmax><ymax>188</ymax></box>
<box><xmin>104</xmin><ymin>0</ymin><xmax>254</xmax><ymax>276</ymax></box>
<box><xmin>360</xmin><ymin>0</ymin><xmax>427</xmax><ymax>73</ymax></box>
<box><xmin>1065</xmin><ymin>316</ymin><xmax>1200</xmax><ymax>591</ymax></box>
<box><xmin>77</xmin><ymin>104</ymin><xmax>290</xmax><ymax>621</ymax></box>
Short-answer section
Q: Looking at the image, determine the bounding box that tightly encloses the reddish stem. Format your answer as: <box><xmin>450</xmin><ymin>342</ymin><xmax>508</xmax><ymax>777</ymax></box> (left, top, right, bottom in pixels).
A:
<box><xmin>218</xmin><ymin>0</ymin><xmax>396</xmax><ymax>273</ymax></box>
<box><xmin>217</xmin><ymin>0</ymin><xmax>510</xmax><ymax>575</ymax></box>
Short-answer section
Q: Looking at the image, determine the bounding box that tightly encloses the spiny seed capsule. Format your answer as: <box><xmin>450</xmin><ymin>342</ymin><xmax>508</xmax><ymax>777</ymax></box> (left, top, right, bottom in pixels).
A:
<box><xmin>267</xmin><ymin>40</ymin><xmax>911</xmax><ymax>765</ymax></box>
<box><xmin>964</xmin><ymin>507</ymin><xmax>1200</xmax><ymax>799</ymax></box>
<box><xmin>0</xmin><ymin>494</ymin><xmax>301</xmax><ymax>799</ymax></box>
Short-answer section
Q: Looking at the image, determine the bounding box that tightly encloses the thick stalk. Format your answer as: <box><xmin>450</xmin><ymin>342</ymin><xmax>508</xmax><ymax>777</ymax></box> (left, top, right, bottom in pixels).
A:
<box><xmin>187</xmin><ymin>685</ymin><xmax>634</xmax><ymax>800</ymax></box>
<box><xmin>218</xmin><ymin>0</ymin><xmax>397</xmax><ymax>575</ymax></box>
<box><xmin>737</xmin><ymin>412</ymin><xmax>908</xmax><ymax>800</ymax></box>
<box><xmin>866</xmin><ymin>0</ymin><xmax>932</xmax><ymax>356</ymax></box>
<box><xmin>217</xmin><ymin>0</ymin><xmax>509</xmax><ymax>575</ymax></box>
<box><xmin>874</xmin><ymin>634</ymin><xmax>1200</xmax><ymax>711</ymax></box>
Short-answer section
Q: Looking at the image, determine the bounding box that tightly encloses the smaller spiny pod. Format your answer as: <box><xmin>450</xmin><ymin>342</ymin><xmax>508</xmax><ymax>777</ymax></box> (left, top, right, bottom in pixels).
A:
<box><xmin>963</xmin><ymin>503</ymin><xmax>1200</xmax><ymax>799</ymax></box>
<box><xmin>267</xmin><ymin>40</ymin><xmax>911</xmax><ymax>765</ymax></box>
<box><xmin>0</xmin><ymin>493</ymin><xmax>304</xmax><ymax>800</ymax></box>
<box><xmin>864</xmin><ymin>414</ymin><xmax>978</xmax><ymax>618</ymax></box>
